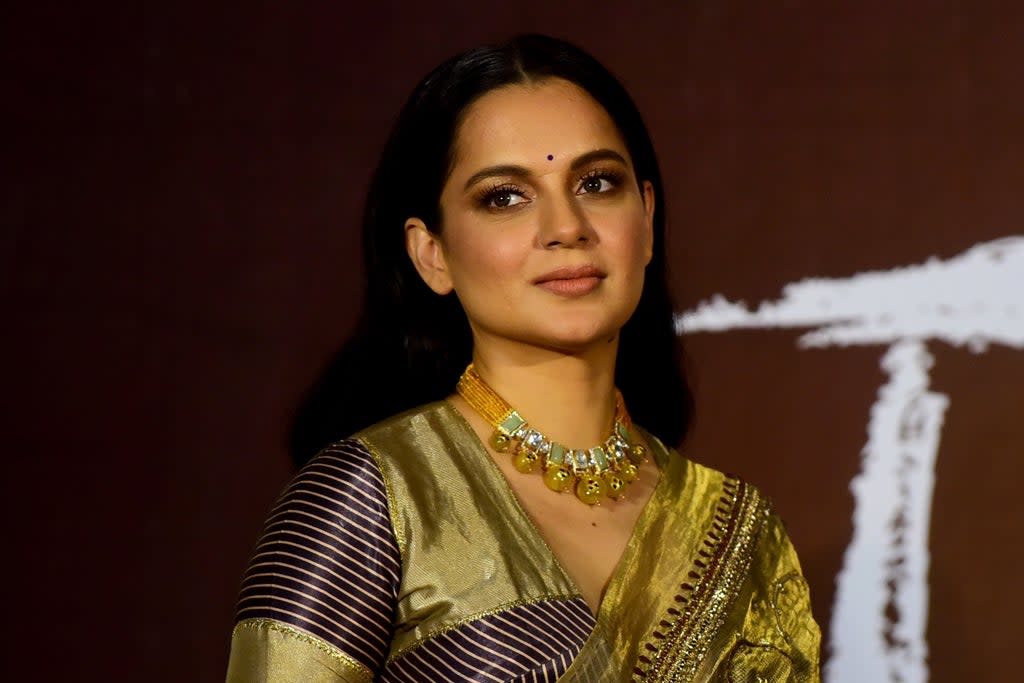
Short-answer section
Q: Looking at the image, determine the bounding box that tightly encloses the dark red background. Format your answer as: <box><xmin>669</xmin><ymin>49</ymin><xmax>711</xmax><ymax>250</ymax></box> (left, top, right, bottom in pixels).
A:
<box><xmin>4</xmin><ymin>3</ymin><xmax>1022</xmax><ymax>681</ymax></box>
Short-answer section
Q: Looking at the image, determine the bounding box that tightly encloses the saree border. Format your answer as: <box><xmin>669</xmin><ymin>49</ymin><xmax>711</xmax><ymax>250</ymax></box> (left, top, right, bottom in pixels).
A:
<box><xmin>631</xmin><ymin>476</ymin><xmax>770</xmax><ymax>682</ymax></box>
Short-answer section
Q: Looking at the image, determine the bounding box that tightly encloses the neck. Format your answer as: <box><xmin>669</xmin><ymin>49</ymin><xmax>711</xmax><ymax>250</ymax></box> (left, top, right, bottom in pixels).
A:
<box><xmin>467</xmin><ymin>336</ymin><xmax>620</xmax><ymax>448</ymax></box>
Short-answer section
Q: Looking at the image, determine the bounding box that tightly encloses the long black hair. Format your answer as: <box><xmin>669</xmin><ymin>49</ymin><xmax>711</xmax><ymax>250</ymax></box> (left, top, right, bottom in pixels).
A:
<box><xmin>289</xmin><ymin>34</ymin><xmax>692</xmax><ymax>467</ymax></box>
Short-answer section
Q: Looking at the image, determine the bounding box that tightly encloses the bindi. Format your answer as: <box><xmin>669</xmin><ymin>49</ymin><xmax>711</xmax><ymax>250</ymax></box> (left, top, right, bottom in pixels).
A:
<box><xmin>546</xmin><ymin>154</ymin><xmax>554</xmax><ymax>161</ymax></box>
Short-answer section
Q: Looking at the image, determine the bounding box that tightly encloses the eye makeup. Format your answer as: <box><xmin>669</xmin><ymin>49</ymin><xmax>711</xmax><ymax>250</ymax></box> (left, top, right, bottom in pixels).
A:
<box><xmin>475</xmin><ymin>181</ymin><xmax>530</xmax><ymax>210</ymax></box>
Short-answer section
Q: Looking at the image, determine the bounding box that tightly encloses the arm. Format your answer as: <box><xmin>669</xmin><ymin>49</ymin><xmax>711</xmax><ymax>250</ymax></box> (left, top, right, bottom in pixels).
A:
<box><xmin>725</xmin><ymin>510</ymin><xmax>822</xmax><ymax>683</ymax></box>
<box><xmin>226</xmin><ymin>440</ymin><xmax>400</xmax><ymax>683</ymax></box>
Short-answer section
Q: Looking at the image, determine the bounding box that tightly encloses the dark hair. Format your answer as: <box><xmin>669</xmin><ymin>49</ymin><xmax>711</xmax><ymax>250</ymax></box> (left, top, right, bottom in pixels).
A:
<box><xmin>289</xmin><ymin>34</ymin><xmax>692</xmax><ymax>467</ymax></box>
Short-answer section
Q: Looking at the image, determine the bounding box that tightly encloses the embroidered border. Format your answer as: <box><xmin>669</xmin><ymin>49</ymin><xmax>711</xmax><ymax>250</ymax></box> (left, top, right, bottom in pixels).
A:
<box><xmin>234</xmin><ymin>617</ymin><xmax>375</xmax><ymax>683</ymax></box>
<box><xmin>632</xmin><ymin>477</ymin><xmax>771</xmax><ymax>682</ymax></box>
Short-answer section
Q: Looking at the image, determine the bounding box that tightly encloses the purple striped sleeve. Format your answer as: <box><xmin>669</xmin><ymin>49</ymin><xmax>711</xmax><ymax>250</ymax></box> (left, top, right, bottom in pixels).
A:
<box><xmin>236</xmin><ymin>438</ymin><xmax>401</xmax><ymax>674</ymax></box>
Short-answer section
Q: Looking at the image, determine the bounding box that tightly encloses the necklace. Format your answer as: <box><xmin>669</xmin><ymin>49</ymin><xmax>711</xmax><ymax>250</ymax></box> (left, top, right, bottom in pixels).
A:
<box><xmin>455</xmin><ymin>364</ymin><xmax>648</xmax><ymax>505</ymax></box>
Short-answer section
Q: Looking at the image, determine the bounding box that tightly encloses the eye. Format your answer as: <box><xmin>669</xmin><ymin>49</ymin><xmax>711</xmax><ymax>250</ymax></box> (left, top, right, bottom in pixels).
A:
<box><xmin>489</xmin><ymin>189</ymin><xmax>526</xmax><ymax>208</ymax></box>
<box><xmin>576</xmin><ymin>169</ymin><xmax>624</xmax><ymax>195</ymax></box>
<box><xmin>581</xmin><ymin>176</ymin><xmax>612</xmax><ymax>193</ymax></box>
<box><xmin>478</xmin><ymin>183</ymin><xmax>529</xmax><ymax>210</ymax></box>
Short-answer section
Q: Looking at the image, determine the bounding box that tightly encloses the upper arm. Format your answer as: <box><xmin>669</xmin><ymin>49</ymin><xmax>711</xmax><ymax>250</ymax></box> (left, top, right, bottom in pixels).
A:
<box><xmin>227</xmin><ymin>439</ymin><xmax>401</xmax><ymax>683</ymax></box>
<box><xmin>730</xmin><ymin>509</ymin><xmax>822</xmax><ymax>682</ymax></box>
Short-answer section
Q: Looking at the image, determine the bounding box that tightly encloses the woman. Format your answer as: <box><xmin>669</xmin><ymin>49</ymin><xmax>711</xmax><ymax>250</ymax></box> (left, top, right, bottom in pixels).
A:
<box><xmin>227</xmin><ymin>35</ymin><xmax>821</xmax><ymax>682</ymax></box>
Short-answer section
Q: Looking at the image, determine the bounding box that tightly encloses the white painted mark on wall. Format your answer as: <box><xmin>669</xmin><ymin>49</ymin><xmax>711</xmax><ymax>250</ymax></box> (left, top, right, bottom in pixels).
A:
<box><xmin>829</xmin><ymin>340</ymin><xmax>946</xmax><ymax>682</ymax></box>
<box><xmin>677</xmin><ymin>236</ymin><xmax>1024</xmax><ymax>683</ymax></box>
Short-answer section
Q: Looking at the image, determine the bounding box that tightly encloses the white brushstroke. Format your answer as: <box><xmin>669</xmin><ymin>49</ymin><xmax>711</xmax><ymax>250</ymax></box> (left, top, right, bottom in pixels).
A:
<box><xmin>677</xmin><ymin>236</ymin><xmax>1024</xmax><ymax>351</ymax></box>
<box><xmin>675</xmin><ymin>235</ymin><xmax>1024</xmax><ymax>683</ymax></box>
<box><xmin>825</xmin><ymin>340</ymin><xmax>947</xmax><ymax>683</ymax></box>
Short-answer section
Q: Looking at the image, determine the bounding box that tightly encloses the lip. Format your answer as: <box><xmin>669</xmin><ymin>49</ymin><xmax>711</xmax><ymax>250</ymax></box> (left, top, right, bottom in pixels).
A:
<box><xmin>533</xmin><ymin>265</ymin><xmax>606</xmax><ymax>297</ymax></box>
<box><xmin>533</xmin><ymin>265</ymin><xmax>606</xmax><ymax>284</ymax></box>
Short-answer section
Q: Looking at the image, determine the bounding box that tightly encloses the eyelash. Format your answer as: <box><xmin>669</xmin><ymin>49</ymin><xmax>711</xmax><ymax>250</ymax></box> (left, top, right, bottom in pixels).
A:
<box><xmin>475</xmin><ymin>167</ymin><xmax>626</xmax><ymax>210</ymax></box>
<box><xmin>476</xmin><ymin>182</ymin><xmax>530</xmax><ymax>210</ymax></box>
<box><xmin>578</xmin><ymin>168</ymin><xmax>625</xmax><ymax>193</ymax></box>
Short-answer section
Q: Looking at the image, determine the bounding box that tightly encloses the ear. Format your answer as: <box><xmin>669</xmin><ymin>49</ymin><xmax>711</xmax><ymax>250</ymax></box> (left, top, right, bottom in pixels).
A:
<box><xmin>641</xmin><ymin>180</ymin><xmax>655</xmax><ymax>265</ymax></box>
<box><xmin>405</xmin><ymin>217</ymin><xmax>454</xmax><ymax>295</ymax></box>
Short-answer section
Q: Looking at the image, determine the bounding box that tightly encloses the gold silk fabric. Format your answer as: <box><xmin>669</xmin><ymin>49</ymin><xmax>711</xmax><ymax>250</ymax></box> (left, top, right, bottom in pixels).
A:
<box><xmin>228</xmin><ymin>620</ymin><xmax>374</xmax><ymax>683</ymax></box>
<box><xmin>227</xmin><ymin>400</ymin><xmax>820</xmax><ymax>681</ymax></box>
<box><xmin>360</xmin><ymin>401</ymin><xmax>581</xmax><ymax>657</ymax></box>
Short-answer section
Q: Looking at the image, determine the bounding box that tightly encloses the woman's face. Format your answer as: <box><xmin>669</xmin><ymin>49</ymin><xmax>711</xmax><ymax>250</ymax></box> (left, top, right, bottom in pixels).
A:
<box><xmin>406</xmin><ymin>77</ymin><xmax>654</xmax><ymax>357</ymax></box>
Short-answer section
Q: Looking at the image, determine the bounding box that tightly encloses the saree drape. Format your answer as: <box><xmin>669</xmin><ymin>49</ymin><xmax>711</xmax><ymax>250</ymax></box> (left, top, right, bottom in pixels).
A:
<box><xmin>226</xmin><ymin>401</ymin><xmax>820</xmax><ymax>682</ymax></box>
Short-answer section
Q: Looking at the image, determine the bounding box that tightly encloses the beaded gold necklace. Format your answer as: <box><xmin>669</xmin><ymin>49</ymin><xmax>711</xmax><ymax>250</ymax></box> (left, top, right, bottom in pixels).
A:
<box><xmin>455</xmin><ymin>364</ymin><xmax>648</xmax><ymax>505</ymax></box>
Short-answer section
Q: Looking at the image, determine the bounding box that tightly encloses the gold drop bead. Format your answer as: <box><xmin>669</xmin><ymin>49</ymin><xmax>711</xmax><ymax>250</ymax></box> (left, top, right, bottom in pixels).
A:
<box><xmin>543</xmin><ymin>465</ymin><xmax>572</xmax><ymax>493</ymax></box>
<box><xmin>575</xmin><ymin>475</ymin><xmax>605</xmax><ymax>505</ymax></box>
<box><xmin>620</xmin><ymin>461</ymin><xmax>640</xmax><ymax>483</ymax></box>
<box><xmin>630</xmin><ymin>443</ymin><xmax>647</xmax><ymax>463</ymax></box>
<box><xmin>603</xmin><ymin>472</ymin><xmax>626</xmax><ymax>499</ymax></box>
<box><xmin>513</xmin><ymin>449</ymin><xmax>541</xmax><ymax>474</ymax></box>
<box><xmin>490</xmin><ymin>432</ymin><xmax>511</xmax><ymax>452</ymax></box>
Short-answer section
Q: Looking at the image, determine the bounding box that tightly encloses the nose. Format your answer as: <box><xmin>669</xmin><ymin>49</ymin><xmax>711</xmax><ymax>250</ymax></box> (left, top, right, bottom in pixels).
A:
<box><xmin>537</xmin><ymin>193</ymin><xmax>596</xmax><ymax>248</ymax></box>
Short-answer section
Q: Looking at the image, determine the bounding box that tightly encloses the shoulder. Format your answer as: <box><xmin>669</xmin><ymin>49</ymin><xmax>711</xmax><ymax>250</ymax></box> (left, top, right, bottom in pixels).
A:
<box><xmin>667</xmin><ymin>454</ymin><xmax>822</xmax><ymax>678</ymax></box>
<box><xmin>636</xmin><ymin>436</ymin><xmax>821</xmax><ymax>678</ymax></box>
<box><xmin>353</xmin><ymin>399</ymin><xmax>451</xmax><ymax>443</ymax></box>
<box><xmin>642</xmin><ymin>426</ymin><xmax>770</xmax><ymax>519</ymax></box>
<box><xmin>651</xmin><ymin>435</ymin><xmax>803</xmax><ymax>589</ymax></box>
<box><xmin>232</xmin><ymin>438</ymin><xmax>402</xmax><ymax>675</ymax></box>
<box><xmin>727</xmin><ymin>511</ymin><xmax>822</xmax><ymax>679</ymax></box>
<box><xmin>283</xmin><ymin>438</ymin><xmax>397</xmax><ymax>539</ymax></box>
<box><xmin>352</xmin><ymin>399</ymin><xmax>468</xmax><ymax>484</ymax></box>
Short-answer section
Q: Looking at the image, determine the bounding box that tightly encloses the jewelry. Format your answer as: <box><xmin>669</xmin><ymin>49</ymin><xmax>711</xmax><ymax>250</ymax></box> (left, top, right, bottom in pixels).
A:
<box><xmin>456</xmin><ymin>364</ymin><xmax>648</xmax><ymax>505</ymax></box>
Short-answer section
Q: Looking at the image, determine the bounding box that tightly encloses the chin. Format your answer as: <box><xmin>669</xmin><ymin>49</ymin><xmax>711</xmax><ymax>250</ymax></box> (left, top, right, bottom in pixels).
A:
<box><xmin>532</xmin><ymin>321</ymin><xmax>623</xmax><ymax>354</ymax></box>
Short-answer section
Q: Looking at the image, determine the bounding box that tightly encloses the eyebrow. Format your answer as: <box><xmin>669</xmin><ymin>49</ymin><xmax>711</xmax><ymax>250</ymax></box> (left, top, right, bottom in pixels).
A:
<box><xmin>462</xmin><ymin>148</ymin><xmax>629</xmax><ymax>191</ymax></box>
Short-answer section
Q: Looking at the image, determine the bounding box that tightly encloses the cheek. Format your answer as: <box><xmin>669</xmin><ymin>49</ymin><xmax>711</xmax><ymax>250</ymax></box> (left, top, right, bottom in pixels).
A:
<box><xmin>447</xmin><ymin>230</ymin><xmax>525</xmax><ymax>291</ymax></box>
<box><xmin>614</xmin><ymin>219</ymin><xmax>653</xmax><ymax>268</ymax></box>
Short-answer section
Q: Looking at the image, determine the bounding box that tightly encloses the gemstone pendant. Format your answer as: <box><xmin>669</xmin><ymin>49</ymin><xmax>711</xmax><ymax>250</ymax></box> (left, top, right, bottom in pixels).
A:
<box><xmin>603</xmin><ymin>472</ymin><xmax>626</xmax><ymax>499</ymax></box>
<box><xmin>513</xmin><ymin>448</ymin><xmax>541</xmax><ymax>473</ymax></box>
<box><xmin>629</xmin><ymin>443</ymin><xmax>647</xmax><ymax>464</ymax></box>
<box><xmin>575</xmin><ymin>474</ymin><xmax>605</xmax><ymax>505</ymax></box>
<box><xmin>490</xmin><ymin>432</ymin><xmax>511</xmax><ymax>452</ymax></box>
<box><xmin>620</xmin><ymin>461</ymin><xmax>640</xmax><ymax>483</ymax></box>
<box><xmin>543</xmin><ymin>465</ymin><xmax>572</xmax><ymax>492</ymax></box>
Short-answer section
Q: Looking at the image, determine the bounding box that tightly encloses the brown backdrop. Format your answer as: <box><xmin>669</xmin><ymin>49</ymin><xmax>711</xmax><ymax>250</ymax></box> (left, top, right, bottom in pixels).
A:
<box><xmin>4</xmin><ymin>2</ymin><xmax>1022</xmax><ymax>681</ymax></box>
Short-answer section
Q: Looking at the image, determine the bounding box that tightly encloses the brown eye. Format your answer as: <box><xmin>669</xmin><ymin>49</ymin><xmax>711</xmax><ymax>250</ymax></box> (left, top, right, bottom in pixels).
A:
<box><xmin>578</xmin><ymin>172</ymin><xmax>619</xmax><ymax>195</ymax></box>
<box><xmin>479</xmin><ymin>185</ymin><xmax>527</xmax><ymax>209</ymax></box>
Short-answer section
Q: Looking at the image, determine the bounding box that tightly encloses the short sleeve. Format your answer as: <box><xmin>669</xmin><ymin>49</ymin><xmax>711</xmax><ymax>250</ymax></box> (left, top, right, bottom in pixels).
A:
<box><xmin>226</xmin><ymin>439</ymin><xmax>401</xmax><ymax>683</ymax></box>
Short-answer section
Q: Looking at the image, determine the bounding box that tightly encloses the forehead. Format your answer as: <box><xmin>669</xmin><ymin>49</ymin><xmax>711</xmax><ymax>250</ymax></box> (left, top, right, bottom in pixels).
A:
<box><xmin>451</xmin><ymin>78</ymin><xmax>628</xmax><ymax>169</ymax></box>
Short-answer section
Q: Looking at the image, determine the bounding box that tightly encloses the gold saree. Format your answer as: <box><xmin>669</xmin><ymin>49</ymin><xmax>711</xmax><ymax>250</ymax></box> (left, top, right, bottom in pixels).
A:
<box><xmin>227</xmin><ymin>401</ymin><xmax>820</xmax><ymax>682</ymax></box>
